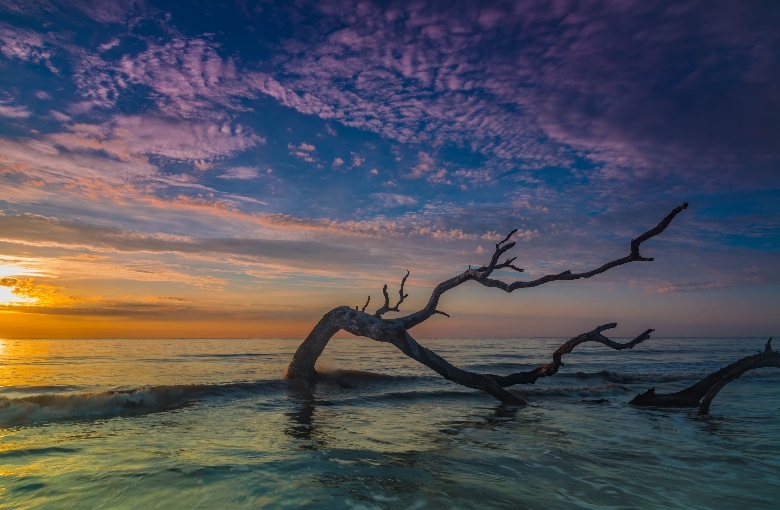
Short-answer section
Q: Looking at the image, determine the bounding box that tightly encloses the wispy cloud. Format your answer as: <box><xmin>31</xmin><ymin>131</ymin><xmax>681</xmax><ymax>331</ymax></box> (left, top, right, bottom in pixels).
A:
<box><xmin>216</xmin><ymin>166</ymin><xmax>260</xmax><ymax>180</ymax></box>
<box><xmin>0</xmin><ymin>99</ymin><xmax>31</xmax><ymax>118</ymax></box>
<box><xmin>52</xmin><ymin>116</ymin><xmax>263</xmax><ymax>162</ymax></box>
<box><xmin>369</xmin><ymin>192</ymin><xmax>417</xmax><ymax>207</ymax></box>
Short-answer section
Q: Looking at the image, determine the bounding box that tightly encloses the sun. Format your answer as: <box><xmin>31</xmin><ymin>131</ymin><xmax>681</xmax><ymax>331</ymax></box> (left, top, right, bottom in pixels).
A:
<box><xmin>0</xmin><ymin>262</ymin><xmax>38</xmax><ymax>305</ymax></box>
<box><xmin>0</xmin><ymin>285</ymin><xmax>36</xmax><ymax>305</ymax></box>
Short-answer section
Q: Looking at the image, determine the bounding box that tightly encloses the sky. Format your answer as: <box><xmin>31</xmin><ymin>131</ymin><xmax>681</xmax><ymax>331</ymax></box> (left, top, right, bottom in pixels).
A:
<box><xmin>0</xmin><ymin>0</ymin><xmax>778</xmax><ymax>339</ymax></box>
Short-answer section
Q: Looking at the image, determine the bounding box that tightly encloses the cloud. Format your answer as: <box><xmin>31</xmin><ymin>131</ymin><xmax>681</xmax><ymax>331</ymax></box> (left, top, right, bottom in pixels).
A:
<box><xmin>64</xmin><ymin>26</ymin><xmax>304</xmax><ymax>121</ymax></box>
<box><xmin>0</xmin><ymin>136</ymin><xmax>159</xmax><ymax>187</ymax></box>
<box><xmin>0</xmin><ymin>22</ymin><xmax>56</xmax><ymax>72</ymax></box>
<box><xmin>0</xmin><ymin>276</ymin><xmax>79</xmax><ymax>307</ymax></box>
<box><xmin>239</xmin><ymin>0</ymin><xmax>778</xmax><ymax>186</ymax></box>
<box><xmin>0</xmin><ymin>100</ymin><xmax>30</xmax><ymax>118</ymax></box>
<box><xmin>405</xmin><ymin>152</ymin><xmax>449</xmax><ymax>184</ymax></box>
<box><xmin>0</xmin><ymin>214</ymin><xmax>403</xmax><ymax>273</ymax></box>
<box><xmin>216</xmin><ymin>166</ymin><xmax>260</xmax><ymax>180</ymax></box>
<box><xmin>453</xmin><ymin>167</ymin><xmax>497</xmax><ymax>188</ymax></box>
<box><xmin>4</xmin><ymin>1</ymin><xmax>777</xmax><ymax>189</ymax></box>
<box><xmin>288</xmin><ymin>142</ymin><xmax>317</xmax><ymax>163</ymax></box>
<box><xmin>52</xmin><ymin>116</ymin><xmax>263</xmax><ymax>162</ymax></box>
<box><xmin>369</xmin><ymin>192</ymin><xmax>417</xmax><ymax>207</ymax></box>
<box><xmin>50</xmin><ymin>110</ymin><xmax>72</xmax><ymax>122</ymax></box>
<box><xmin>332</xmin><ymin>157</ymin><xmax>344</xmax><ymax>167</ymax></box>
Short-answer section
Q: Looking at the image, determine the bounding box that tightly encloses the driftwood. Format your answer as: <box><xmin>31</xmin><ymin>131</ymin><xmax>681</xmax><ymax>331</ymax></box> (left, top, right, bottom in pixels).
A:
<box><xmin>284</xmin><ymin>203</ymin><xmax>688</xmax><ymax>405</ymax></box>
<box><xmin>630</xmin><ymin>338</ymin><xmax>780</xmax><ymax>415</ymax></box>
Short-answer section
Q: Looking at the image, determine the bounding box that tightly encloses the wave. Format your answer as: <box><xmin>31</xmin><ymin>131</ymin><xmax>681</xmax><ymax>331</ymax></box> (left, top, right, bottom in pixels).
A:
<box><xmin>448</xmin><ymin>365</ymin><xmax>722</xmax><ymax>385</ymax></box>
<box><xmin>510</xmin><ymin>383</ymin><xmax>627</xmax><ymax>398</ymax></box>
<box><xmin>6</xmin><ymin>368</ymin><xmax>772</xmax><ymax>429</ymax></box>
<box><xmin>186</xmin><ymin>353</ymin><xmax>279</xmax><ymax>359</ymax></box>
<box><xmin>0</xmin><ymin>446</ymin><xmax>79</xmax><ymax>458</ymax></box>
<box><xmin>315</xmin><ymin>369</ymin><xmax>431</xmax><ymax>386</ymax></box>
<box><xmin>0</xmin><ymin>381</ymin><xmax>284</xmax><ymax>429</ymax></box>
<box><xmin>0</xmin><ymin>385</ymin><xmax>81</xmax><ymax>395</ymax></box>
<box><xmin>559</xmin><ymin>370</ymin><xmax>711</xmax><ymax>384</ymax></box>
<box><xmin>346</xmin><ymin>383</ymin><xmax>628</xmax><ymax>404</ymax></box>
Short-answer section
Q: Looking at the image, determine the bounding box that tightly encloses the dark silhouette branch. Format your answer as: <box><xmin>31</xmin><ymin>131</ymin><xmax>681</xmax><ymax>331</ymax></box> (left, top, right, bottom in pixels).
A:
<box><xmin>285</xmin><ymin>203</ymin><xmax>688</xmax><ymax>405</ymax></box>
<box><xmin>360</xmin><ymin>295</ymin><xmax>370</xmax><ymax>312</ymax></box>
<box><xmin>400</xmin><ymin>202</ymin><xmax>688</xmax><ymax>330</ymax></box>
<box><xmin>374</xmin><ymin>270</ymin><xmax>409</xmax><ymax>317</ymax></box>
<box><xmin>631</xmin><ymin>338</ymin><xmax>780</xmax><ymax>414</ymax></box>
<box><xmin>489</xmin><ymin>324</ymin><xmax>654</xmax><ymax>386</ymax></box>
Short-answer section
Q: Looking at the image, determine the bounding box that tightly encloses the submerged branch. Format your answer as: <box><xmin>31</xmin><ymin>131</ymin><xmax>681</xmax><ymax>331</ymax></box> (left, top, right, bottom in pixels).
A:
<box><xmin>489</xmin><ymin>324</ymin><xmax>654</xmax><ymax>387</ymax></box>
<box><xmin>630</xmin><ymin>338</ymin><xmax>780</xmax><ymax>414</ymax></box>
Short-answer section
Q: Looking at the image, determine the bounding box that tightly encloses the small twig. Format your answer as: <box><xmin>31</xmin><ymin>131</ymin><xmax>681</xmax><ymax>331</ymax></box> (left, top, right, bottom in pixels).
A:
<box><xmin>498</xmin><ymin>229</ymin><xmax>518</xmax><ymax>246</ymax></box>
<box><xmin>475</xmin><ymin>246</ymin><xmax>524</xmax><ymax>275</ymax></box>
<box><xmin>374</xmin><ymin>270</ymin><xmax>410</xmax><ymax>317</ymax></box>
<box><xmin>361</xmin><ymin>295</ymin><xmax>370</xmax><ymax>312</ymax></box>
<box><xmin>433</xmin><ymin>310</ymin><xmax>450</xmax><ymax>318</ymax></box>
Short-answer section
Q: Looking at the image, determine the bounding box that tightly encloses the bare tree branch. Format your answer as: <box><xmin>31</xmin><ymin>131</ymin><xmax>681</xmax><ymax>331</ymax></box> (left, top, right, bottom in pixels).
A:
<box><xmin>396</xmin><ymin>329</ymin><xmax>526</xmax><ymax>405</ymax></box>
<box><xmin>374</xmin><ymin>270</ymin><xmax>410</xmax><ymax>317</ymax></box>
<box><xmin>489</xmin><ymin>323</ymin><xmax>654</xmax><ymax>386</ymax></box>
<box><xmin>631</xmin><ymin>338</ymin><xmax>780</xmax><ymax>414</ymax></box>
<box><xmin>285</xmin><ymin>307</ymin><xmax>649</xmax><ymax>406</ymax></box>
<box><xmin>285</xmin><ymin>305</ymin><xmax>525</xmax><ymax>404</ymax></box>
<box><xmin>400</xmin><ymin>202</ymin><xmax>688</xmax><ymax>330</ymax></box>
<box><xmin>285</xmin><ymin>204</ymin><xmax>687</xmax><ymax>406</ymax></box>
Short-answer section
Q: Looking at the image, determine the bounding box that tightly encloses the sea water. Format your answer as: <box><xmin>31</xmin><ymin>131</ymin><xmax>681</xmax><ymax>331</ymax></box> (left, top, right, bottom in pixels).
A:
<box><xmin>0</xmin><ymin>337</ymin><xmax>778</xmax><ymax>509</ymax></box>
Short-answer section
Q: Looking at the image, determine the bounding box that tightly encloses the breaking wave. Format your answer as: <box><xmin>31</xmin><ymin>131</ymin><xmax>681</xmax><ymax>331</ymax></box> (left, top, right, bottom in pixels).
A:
<box><xmin>0</xmin><ymin>381</ymin><xmax>284</xmax><ymax>429</ymax></box>
<box><xmin>7</xmin><ymin>365</ymin><xmax>769</xmax><ymax>429</ymax></box>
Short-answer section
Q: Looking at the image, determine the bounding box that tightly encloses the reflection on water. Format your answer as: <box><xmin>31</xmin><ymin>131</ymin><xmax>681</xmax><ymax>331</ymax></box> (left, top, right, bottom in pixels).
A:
<box><xmin>284</xmin><ymin>381</ymin><xmax>322</xmax><ymax>448</ymax></box>
<box><xmin>0</xmin><ymin>337</ymin><xmax>778</xmax><ymax>508</ymax></box>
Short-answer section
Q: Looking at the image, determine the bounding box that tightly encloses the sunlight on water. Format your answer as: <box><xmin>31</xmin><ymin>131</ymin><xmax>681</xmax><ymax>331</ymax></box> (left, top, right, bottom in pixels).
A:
<box><xmin>0</xmin><ymin>337</ymin><xmax>778</xmax><ymax>509</ymax></box>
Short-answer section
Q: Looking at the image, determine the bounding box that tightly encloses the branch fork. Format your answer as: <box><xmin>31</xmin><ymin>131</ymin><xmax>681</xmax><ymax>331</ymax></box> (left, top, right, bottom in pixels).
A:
<box><xmin>373</xmin><ymin>270</ymin><xmax>409</xmax><ymax>317</ymax></box>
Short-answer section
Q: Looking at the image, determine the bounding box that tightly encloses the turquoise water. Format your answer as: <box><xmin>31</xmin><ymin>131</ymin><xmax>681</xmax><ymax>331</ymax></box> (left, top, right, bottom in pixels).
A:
<box><xmin>1</xmin><ymin>337</ymin><xmax>778</xmax><ymax>508</ymax></box>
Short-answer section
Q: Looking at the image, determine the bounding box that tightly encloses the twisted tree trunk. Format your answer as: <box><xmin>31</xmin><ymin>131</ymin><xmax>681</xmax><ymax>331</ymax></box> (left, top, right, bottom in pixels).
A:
<box><xmin>285</xmin><ymin>203</ymin><xmax>689</xmax><ymax>405</ymax></box>
<box><xmin>630</xmin><ymin>338</ymin><xmax>780</xmax><ymax>414</ymax></box>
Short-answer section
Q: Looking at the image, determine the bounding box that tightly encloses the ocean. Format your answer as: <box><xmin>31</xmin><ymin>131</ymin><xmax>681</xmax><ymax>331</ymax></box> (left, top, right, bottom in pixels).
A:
<box><xmin>1</xmin><ymin>336</ymin><xmax>778</xmax><ymax>509</ymax></box>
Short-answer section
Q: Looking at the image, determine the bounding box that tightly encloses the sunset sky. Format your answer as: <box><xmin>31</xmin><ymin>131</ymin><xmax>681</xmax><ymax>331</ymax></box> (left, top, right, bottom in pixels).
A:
<box><xmin>0</xmin><ymin>0</ymin><xmax>778</xmax><ymax>338</ymax></box>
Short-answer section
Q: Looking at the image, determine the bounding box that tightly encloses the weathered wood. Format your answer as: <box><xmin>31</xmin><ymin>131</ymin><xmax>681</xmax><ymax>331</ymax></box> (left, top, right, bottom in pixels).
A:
<box><xmin>284</xmin><ymin>204</ymin><xmax>688</xmax><ymax>404</ymax></box>
<box><xmin>489</xmin><ymin>324</ymin><xmax>654</xmax><ymax>386</ymax></box>
<box><xmin>630</xmin><ymin>338</ymin><xmax>780</xmax><ymax>414</ymax></box>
